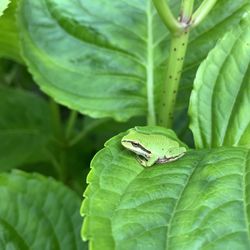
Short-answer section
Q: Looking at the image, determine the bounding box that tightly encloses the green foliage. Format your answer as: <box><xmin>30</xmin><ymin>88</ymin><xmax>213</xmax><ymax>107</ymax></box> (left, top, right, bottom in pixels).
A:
<box><xmin>0</xmin><ymin>170</ymin><xmax>87</xmax><ymax>249</ymax></box>
<box><xmin>18</xmin><ymin>0</ymin><xmax>248</xmax><ymax>123</ymax></box>
<box><xmin>80</xmin><ymin>4</ymin><xmax>250</xmax><ymax>249</ymax></box>
<box><xmin>0</xmin><ymin>0</ymin><xmax>22</xmax><ymax>62</ymax></box>
<box><xmin>0</xmin><ymin>86</ymin><xmax>52</xmax><ymax>170</ymax></box>
<box><xmin>189</xmin><ymin>16</ymin><xmax>250</xmax><ymax>149</ymax></box>
<box><xmin>0</xmin><ymin>0</ymin><xmax>249</xmax><ymax>249</ymax></box>
<box><xmin>81</xmin><ymin>129</ymin><xmax>250</xmax><ymax>249</ymax></box>
<box><xmin>176</xmin><ymin>0</ymin><xmax>249</xmax><ymax>132</ymax></box>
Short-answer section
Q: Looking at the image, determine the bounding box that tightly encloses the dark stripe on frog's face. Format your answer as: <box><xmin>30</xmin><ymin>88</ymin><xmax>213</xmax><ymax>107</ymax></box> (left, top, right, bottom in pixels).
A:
<box><xmin>123</xmin><ymin>140</ymin><xmax>151</xmax><ymax>155</ymax></box>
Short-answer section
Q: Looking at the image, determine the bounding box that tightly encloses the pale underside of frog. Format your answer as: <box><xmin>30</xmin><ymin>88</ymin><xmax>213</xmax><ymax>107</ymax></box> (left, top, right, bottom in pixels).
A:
<box><xmin>121</xmin><ymin>128</ymin><xmax>186</xmax><ymax>167</ymax></box>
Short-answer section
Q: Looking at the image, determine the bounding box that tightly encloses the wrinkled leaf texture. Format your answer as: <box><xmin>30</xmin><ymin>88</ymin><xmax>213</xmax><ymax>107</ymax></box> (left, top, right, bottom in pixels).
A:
<box><xmin>189</xmin><ymin>15</ymin><xmax>250</xmax><ymax>149</ymax></box>
<box><xmin>81</xmin><ymin>131</ymin><xmax>250</xmax><ymax>250</ymax></box>
<box><xmin>18</xmin><ymin>0</ymin><xmax>249</xmax><ymax>123</ymax></box>
<box><xmin>0</xmin><ymin>0</ymin><xmax>22</xmax><ymax>62</ymax></box>
<box><xmin>0</xmin><ymin>170</ymin><xmax>87</xmax><ymax>249</ymax></box>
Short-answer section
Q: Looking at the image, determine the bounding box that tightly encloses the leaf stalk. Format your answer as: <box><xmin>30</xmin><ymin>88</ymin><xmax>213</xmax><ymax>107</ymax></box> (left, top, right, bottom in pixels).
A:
<box><xmin>192</xmin><ymin>0</ymin><xmax>218</xmax><ymax>27</ymax></box>
<box><xmin>65</xmin><ymin>110</ymin><xmax>78</xmax><ymax>139</ymax></box>
<box><xmin>152</xmin><ymin>0</ymin><xmax>183</xmax><ymax>33</ymax></box>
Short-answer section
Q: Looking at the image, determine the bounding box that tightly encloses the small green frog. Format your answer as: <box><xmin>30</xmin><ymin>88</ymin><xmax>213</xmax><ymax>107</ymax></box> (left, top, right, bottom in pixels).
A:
<box><xmin>121</xmin><ymin>127</ymin><xmax>186</xmax><ymax>167</ymax></box>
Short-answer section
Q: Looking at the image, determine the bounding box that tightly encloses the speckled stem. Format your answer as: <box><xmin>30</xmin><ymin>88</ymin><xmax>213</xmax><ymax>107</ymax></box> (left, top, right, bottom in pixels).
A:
<box><xmin>153</xmin><ymin>0</ymin><xmax>216</xmax><ymax>127</ymax></box>
<box><xmin>158</xmin><ymin>31</ymin><xmax>189</xmax><ymax>127</ymax></box>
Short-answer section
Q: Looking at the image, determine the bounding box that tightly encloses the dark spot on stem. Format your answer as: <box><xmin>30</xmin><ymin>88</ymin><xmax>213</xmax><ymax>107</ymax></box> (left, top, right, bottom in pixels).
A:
<box><xmin>169</xmin><ymin>75</ymin><xmax>172</xmax><ymax>79</ymax></box>
<box><xmin>182</xmin><ymin>43</ymin><xmax>185</xmax><ymax>46</ymax></box>
<box><xmin>174</xmin><ymin>48</ymin><xmax>177</xmax><ymax>51</ymax></box>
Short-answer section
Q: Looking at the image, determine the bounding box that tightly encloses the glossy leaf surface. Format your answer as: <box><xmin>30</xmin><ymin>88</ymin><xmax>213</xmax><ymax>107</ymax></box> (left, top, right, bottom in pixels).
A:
<box><xmin>189</xmin><ymin>16</ymin><xmax>250</xmax><ymax>149</ymax></box>
<box><xmin>0</xmin><ymin>170</ymin><xmax>87</xmax><ymax>249</ymax></box>
<box><xmin>81</xmin><ymin>128</ymin><xmax>250</xmax><ymax>249</ymax></box>
<box><xmin>18</xmin><ymin>0</ymin><xmax>249</xmax><ymax>122</ymax></box>
<box><xmin>0</xmin><ymin>0</ymin><xmax>22</xmax><ymax>62</ymax></box>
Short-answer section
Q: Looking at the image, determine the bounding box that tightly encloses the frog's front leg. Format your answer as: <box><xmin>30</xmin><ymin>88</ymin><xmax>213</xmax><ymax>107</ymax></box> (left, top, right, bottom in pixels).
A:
<box><xmin>136</xmin><ymin>155</ymin><xmax>158</xmax><ymax>167</ymax></box>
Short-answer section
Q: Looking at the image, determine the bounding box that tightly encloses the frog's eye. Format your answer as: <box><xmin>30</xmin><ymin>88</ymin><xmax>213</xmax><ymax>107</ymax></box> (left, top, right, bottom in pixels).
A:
<box><xmin>131</xmin><ymin>142</ymin><xmax>140</xmax><ymax>147</ymax></box>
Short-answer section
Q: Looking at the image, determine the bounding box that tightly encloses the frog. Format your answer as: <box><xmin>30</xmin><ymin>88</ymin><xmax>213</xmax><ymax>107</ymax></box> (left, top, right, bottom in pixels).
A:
<box><xmin>121</xmin><ymin>127</ymin><xmax>186</xmax><ymax>167</ymax></box>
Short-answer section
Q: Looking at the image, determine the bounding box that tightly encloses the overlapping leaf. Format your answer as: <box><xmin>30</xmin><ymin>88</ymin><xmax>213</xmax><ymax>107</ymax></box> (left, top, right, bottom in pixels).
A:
<box><xmin>0</xmin><ymin>0</ymin><xmax>22</xmax><ymax>62</ymax></box>
<box><xmin>18</xmin><ymin>0</ymin><xmax>249</xmax><ymax>123</ymax></box>
<box><xmin>189</xmin><ymin>16</ymin><xmax>250</xmax><ymax>149</ymax></box>
<box><xmin>81</xmin><ymin>128</ymin><xmax>250</xmax><ymax>249</ymax></box>
<box><xmin>0</xmin><ymin>87</ymin><xmax>52</xmax><ymax>170</ymax></box>
<box><xmin>0</xmin><ymin>170</ymin><xmax>87</xmax><ymax>249</ymax></box>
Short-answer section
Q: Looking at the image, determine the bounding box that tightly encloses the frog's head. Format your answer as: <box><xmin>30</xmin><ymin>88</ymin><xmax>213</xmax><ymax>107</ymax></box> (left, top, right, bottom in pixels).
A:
<box><xmin>121</xmin><ymin>130</ymin><xmax>151</xmax><ymax>159</ymax></box>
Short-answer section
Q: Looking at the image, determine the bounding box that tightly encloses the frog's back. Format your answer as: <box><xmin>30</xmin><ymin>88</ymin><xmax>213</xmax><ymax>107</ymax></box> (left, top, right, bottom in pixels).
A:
<box><xmin>154</xmin><ymin>134</ymin><xmax>179</xmax><ymax>150</ymax></box>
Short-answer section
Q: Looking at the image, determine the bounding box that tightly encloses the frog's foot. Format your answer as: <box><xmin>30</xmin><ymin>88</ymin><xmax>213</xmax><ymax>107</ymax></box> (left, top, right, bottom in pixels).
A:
<box><xmin>136</xmin><ymin>155</ymin><xmax>157</xmax><ymax>167</ymax></box>
<box><xmin>136</xmin><ymin>155</ymin><xmax>148</xmax><ymax>167</ymax></box>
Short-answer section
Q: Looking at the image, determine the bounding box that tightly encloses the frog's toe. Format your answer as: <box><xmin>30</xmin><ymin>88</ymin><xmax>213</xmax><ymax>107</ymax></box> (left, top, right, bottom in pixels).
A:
<box><xmin>136</xmin><ymin>156</ymin><xmax>148</xmax><ymax>167</ymax></box>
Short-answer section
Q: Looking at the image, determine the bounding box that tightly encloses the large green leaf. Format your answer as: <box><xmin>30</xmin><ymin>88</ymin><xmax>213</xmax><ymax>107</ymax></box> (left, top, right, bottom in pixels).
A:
<box><xmin>189</xmin><ymin>16</ymin><xmax>250</xmax><ymax>149</ymax></box>
<box><xmin>0</xmin><ymin>87</ymin><xmax>52</xmax><ymax>170</ymax></box>
<box><xmin>0</xmin><ymin>170</ymin><xmax>86</xmax><ymax>249</ymax></box>
<box><xmin>81</xmin><ymin>127</ymin><xmax>250</xmax><ymax>249</ymax></box>
<box><xmin>0</xmin><ymin>0</ymin><xmax>22</xmax><ymax>62</ymax></box>
<box><xmin>18</xmin><ymin>0</ymin><xmax>248</xmax><ymax>122</ymax></box>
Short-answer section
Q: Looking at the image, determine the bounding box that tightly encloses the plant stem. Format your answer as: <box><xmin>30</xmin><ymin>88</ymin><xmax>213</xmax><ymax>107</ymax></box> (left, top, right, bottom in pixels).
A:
<box><xmin>180</xmin><ymin>0</ymin><xmax>195</xmax><ymax>23</ymax></box>
<box><xmin>158</xmin><ymin>31</ymin><xmax>189</xmax><ymax>127</ymax></box>
<box><xmin>152</xmin><ymin>0</ymin><xmax>182</xmax><ymax>33</ymax></box>
<box><xmin>155</xmin><ymin>0</ymin><xmax>195</xmax><ymax>128</ymax></box>
<box><xmin>49</xmin><ymin>99</ymin><xmax>64</xmax><ymax>140</ymax></box>
<box><xmin>69</xmin><ymin>118</ymin><xmax>108</xmax><ymax>147</ymax></box>
<box><xmin>65</xmin><ymin>110</ymin><xmax>77</xmax><ymax>139</ymax></box>
<box><xmin>49</xmin><ymin>99</ymin><xmax>68</xmax><ymax>181</ymax></box>
<box><xmin>47</xmin><ymin>150</ymin><xmax>65</xmax><ymax>181</ymax></box>
<box><xmin>147</xmin><ymin>1</ymin><xmax>156</xmax><ymax>125</ymax></box>
<box><xmin>191</xmin><ymin>0</ymin><xmax>218</xmax><ymax>27</ymax></box>
<box><xmin>153</xmin><ymin>0</ymin><xmax>217</xmax><ymax>128</ymax></box>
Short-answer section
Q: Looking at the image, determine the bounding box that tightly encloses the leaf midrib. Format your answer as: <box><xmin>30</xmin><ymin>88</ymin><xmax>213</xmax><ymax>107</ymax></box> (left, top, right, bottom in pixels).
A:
<box><xmin>165</xmin><ymin>153</ymin><xmax>207</xmax><ymax>249</ymax></box>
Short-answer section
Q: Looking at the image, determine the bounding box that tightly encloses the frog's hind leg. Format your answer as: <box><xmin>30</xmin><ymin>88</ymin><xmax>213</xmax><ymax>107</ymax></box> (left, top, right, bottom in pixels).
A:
<box><xmin>136</xmin><ymin>155</ymin><xmax>148</xmax><ymax>167</ymax></box>
<box><xmin>136</xmin><ymin>155</ymin><xmax>157</xmax><ymax>167</ymax></box>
